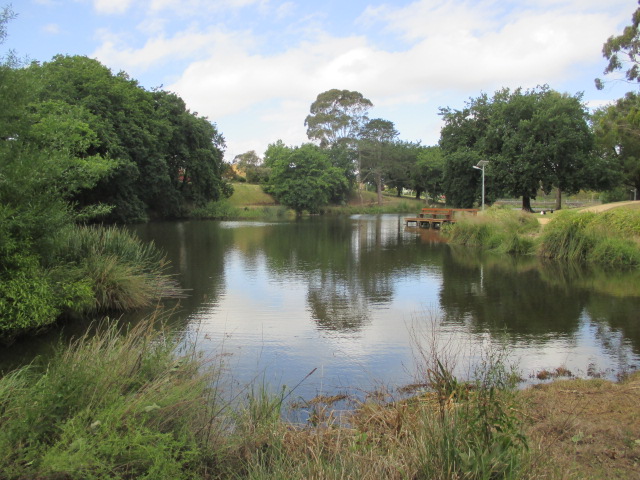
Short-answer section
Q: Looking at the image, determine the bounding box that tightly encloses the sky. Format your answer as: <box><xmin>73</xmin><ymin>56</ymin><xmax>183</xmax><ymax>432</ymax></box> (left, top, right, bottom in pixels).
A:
<box><xmin>5</xmin><ymin>0</ymin><xmax>638</xmax><ymax>161</ymax></box>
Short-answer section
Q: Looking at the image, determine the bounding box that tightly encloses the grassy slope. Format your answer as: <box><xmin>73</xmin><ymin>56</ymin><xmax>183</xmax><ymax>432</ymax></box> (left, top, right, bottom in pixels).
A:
<box><xmin>227</xmin><ymin>183</ymin><xmax>277</xmax><ymax>206</ymax></box>
<box><xmin>227</xmin><ymin>182</ymin><xmax>425</xmax><ymax>211</ymax></box>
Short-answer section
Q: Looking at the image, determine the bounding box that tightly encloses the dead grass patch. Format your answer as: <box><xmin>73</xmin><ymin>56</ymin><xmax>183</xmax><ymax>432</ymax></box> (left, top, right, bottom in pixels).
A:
<box><xmin>523</xmin><ymin>372</ymin><xmax>640</xmax><ymax>479</ymax></box>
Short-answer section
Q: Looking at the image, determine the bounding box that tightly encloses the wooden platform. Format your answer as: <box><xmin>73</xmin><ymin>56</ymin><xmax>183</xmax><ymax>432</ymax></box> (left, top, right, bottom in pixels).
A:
<box><xmin>405</xmin><ymin>208</ymin><xmax>478</xmax><ymax>229</ymax></box>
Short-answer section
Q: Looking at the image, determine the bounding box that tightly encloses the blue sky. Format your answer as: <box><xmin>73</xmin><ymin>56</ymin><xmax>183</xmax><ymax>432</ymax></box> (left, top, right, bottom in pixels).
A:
<box><xmin>5</xmin><ymin>0</ymin><xmax>637</xmax><ymax>161</ymax></box>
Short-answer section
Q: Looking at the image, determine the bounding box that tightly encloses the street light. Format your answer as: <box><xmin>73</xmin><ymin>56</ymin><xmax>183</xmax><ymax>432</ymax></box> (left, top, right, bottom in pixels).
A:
<box><xmin>472</xmin><ymin>160</ymin><xmax>489</xmax><ymax>210</ymax></box>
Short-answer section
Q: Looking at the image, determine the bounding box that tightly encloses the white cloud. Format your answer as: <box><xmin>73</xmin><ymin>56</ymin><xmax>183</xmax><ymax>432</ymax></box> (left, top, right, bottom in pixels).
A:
<box><xmin>93</xmin><ymin>0</ymin><xmax>134</xmax><ymax>14</ymax></box>
<box><xmin>93</xmin><ymin>28</ymin><xmax>246</xmax><ymax>72</ymax></box>
<box><xmin>42</xmin><ymin>23</ymin><xmax>60</xmax><ymax>34</ymax></box>
<box><xmin>88</xmin><ymin>0</ymin><xmax>634</xmax><ymax>158</ymax></box>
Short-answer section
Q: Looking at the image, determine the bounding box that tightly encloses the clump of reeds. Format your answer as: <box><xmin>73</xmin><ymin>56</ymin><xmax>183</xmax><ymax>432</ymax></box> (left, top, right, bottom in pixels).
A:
<box><xmin>52</xmin><ymin>224</ymin><xmax>182</xmax><ymax>312</ymax></box>
<box><xmin>538</xmin><ymin>209</ymin><xmax>640</xmax><ymax>268</ymax></box>
<box><xmin>444</xmin><ymin>206</ymin><xmax>539</xmax><ymax>255</ymax></box>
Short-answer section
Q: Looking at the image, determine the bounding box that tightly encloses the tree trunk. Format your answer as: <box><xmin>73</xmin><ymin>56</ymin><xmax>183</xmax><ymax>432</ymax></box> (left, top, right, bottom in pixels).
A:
<box><xmin>396</xmin><ymin>187</ymin><xmax>402</xmax><ymax>197</ymax></box>
<box><xmin>376</xmin><ymin>173</ymin><xmax>383</xmax><ymax>206</ymax></box>
<box><xmin>522</xmin><ymin>196</ymin><xmax>533</xmax><ymax>212</ymax></box>
<box><xmin>555</xmin><ymin>189</ymin><xmax>562</xmax><ymax>210</ymax></box>
<box><xmin>415</xmin><ymin>188</ymin><xmax>423</xmax><ymax>200</ymax></box>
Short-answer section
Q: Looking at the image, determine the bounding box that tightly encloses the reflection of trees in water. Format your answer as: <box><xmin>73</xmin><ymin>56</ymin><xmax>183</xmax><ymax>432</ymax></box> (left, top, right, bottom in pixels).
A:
<box><xmin>440</xmin><ymin>247</ymin><xmax>586</xmax><ymax>336</ymax></box>
<box><xmin>587</xmin><ymin>297</ymin><xmax>640</xmax><ymax>356</ymax></box>
<box><xmin>307</xmin><ymin>272</ymin><xmax>371</xmax><ymax>332</ymax></box>
<box><xmin>259</xmin><ymin>215</ymin><xmax>444</xmax><ymax>332</ymax></box>
<box><xmin>440</xmin><ymin>246</ymin><xmax>640</xmax><ymax>361</ymax></box>
<box><xmin>132</xmin><ymin>220</ymin><xmax>234</xmax><ymax>323</ymax></box>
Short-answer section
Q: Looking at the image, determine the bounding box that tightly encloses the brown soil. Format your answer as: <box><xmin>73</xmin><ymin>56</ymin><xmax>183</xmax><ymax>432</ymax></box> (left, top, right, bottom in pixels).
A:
<box><xmin>523</xmin><ymin>373</ymin><xmax>640</xmax><ymax>479</ymax></box>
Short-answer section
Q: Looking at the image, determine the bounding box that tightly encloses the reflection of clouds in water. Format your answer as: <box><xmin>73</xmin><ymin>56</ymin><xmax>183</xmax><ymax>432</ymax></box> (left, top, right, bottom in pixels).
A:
<box><xmin>128</xmin><ymin>215</ymin><xmax>640</xmax><ymax>400</ymax></box>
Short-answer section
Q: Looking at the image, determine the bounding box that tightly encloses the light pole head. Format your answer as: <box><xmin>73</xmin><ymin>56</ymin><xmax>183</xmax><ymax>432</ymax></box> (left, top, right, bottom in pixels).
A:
<box><xmin>476</xmin><ymin>160</ymin><xmax>489</xmax><ymax>168</ymax></box>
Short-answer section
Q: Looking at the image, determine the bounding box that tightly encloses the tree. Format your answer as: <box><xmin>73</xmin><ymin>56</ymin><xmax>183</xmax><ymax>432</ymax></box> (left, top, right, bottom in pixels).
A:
<box><xmin>27</xmin><ymin>55</ymin><xmax>231</xmax><ymax>222</ymax></box>
<box><xmin>596</xmin><ymin>1</ymin><xmax>640</xmax><ymax>89</ymax></box>
<box><xmin>385</xmin><ymin>141</ymin><xmax>421</xmax><ymax>197</ymax></box>
<box><xmin>359</xmin><ymin>118</ymin><xmax>399</xmax><ymax>205</ymax></box>
<box><xmin>440</xmin><ymin>86</ymin><xmax>598</xmax><ymax>211</ymax></box>
<box><xmin>233</xmin><ymin>150</ymin><xmax>269</xmax><ymax>183</ymax></box>
<box><xmin>264</xmin><ymin>142</ymin><xmax>348</xmax><ymax>214</ymax></box>
<box><xmin>411</xmin><ymin>146</ymin><xmax>445</xmax><ymax>202</ymax></box>
<box><xmin>304</xmin><ymin>89</ymin><xmax>373</xmax><ymax>148</ymax></box>
<box><xmin>593</xmin><ymin>92</ymin><xmax>640</xmax><ymax>196</ymax></box>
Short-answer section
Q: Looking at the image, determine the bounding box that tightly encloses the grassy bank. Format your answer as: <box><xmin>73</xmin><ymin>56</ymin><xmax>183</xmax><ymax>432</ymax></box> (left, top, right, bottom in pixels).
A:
<box><xmin>444</xmin><ymin>204</ymin><xmax>640</xmax><ymax>268</ymax></box>
<box><xmin>2</xmin><ymin>315</ymin><xmax>638</xmax><ymax>479</ymax></box>
<box><xmin>192</xmin><ymin>184</ymin><xmax>423</xmax><ymax>219</ymax></box>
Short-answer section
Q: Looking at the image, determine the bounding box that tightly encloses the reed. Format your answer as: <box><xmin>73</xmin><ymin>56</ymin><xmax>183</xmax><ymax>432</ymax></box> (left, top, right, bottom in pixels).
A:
<box><xmin>53</xmin><ymin>225</ymin><xmax>182</xmax><ymax>312</ymax></box>
<box><xmin>445</xmin><ymin>206</ymin><xmax>539</xmax><ymax>255</ymax></box>
<box><xmin>538</xmin><ymin>209</ymin><xmax>640</xmax><ymax>268</ymax></box>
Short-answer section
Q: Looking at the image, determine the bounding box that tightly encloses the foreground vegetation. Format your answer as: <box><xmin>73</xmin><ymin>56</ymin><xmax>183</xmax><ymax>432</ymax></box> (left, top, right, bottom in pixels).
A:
<box><xmin>444</xmin><ymin>204</ymin><xmax>640</xmax><ymax>268</ymax></box>
<box><xmin>1</xmin><ymin>316</ymin><xmax>637</xmax><ymax>479</ymax></box>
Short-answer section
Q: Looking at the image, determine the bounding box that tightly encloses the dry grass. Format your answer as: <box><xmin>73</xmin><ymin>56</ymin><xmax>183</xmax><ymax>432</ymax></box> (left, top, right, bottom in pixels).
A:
<box><xmin>523</xmin><ymin>372</ymin><xmax>640</xmax><ymax>479</ymax></box>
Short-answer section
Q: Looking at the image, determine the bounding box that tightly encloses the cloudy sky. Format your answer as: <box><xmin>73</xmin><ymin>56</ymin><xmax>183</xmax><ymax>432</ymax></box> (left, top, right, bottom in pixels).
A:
<box><xmin>5</xmin><ymin>0</ymin><xmax>637</xmax><ymax>160</ymax></box>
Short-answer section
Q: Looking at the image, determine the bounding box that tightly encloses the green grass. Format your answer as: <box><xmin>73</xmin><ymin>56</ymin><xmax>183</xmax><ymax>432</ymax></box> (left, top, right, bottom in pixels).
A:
<box><xmin>227</xmin><ymin>183</ymin><xmax>276</xmax><ymax>207</ymax></box>
<box><xmin>444</xmin><ymin>206</ymin><xmax>540</xmax><ymax>255</ymax></box>
<box><xmin>52</xmin><ymin>225</ymin><xmax>182</xmax><ymax>313</ymax></box>
<box><xmin>446</xmin><ymin>205</ymin><xmax>640</xmax><ymax>268</ymax></box>
<box><xmin>538</xmin><ymin>209</ymin><xmax>640</xmax><ymax>268</ymax></box>
<box><xmin>0</xmin><ymin>317</ymin><xmax>224</xmax><ymax>480</ymax></box>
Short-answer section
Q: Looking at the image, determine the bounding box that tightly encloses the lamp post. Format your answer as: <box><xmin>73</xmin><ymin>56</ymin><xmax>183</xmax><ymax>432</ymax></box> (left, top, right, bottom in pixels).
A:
<box><xmin>472</xmin><ymin>160</ymin><xmax>489</xmax><ymax>210</ymax></box>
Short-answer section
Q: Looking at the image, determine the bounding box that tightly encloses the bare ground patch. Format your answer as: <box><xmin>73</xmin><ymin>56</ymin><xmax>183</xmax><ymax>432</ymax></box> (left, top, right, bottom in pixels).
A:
<box><xmin>523</xmin><ymin>372</ymin><xmax>640</xmax><ymax>479</ymax></box>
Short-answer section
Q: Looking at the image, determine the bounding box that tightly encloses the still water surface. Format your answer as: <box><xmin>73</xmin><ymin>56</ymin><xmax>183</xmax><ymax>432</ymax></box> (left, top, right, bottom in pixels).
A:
<box><xmin>2</xmin><ymin>215</ymin><xmax>639</xmax><ymax>406</ymax></box>
<box><xmin>129</xmin><ymin>214</ymin><xmax>640</xmax><ymax>402</ymax></box>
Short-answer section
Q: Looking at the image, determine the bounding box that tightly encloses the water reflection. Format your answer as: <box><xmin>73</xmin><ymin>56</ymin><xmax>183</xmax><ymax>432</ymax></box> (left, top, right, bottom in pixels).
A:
<box><xmin>2</xmin><ymin>215</ymin><xmax>638</xmax><ymax>400</ymax></box>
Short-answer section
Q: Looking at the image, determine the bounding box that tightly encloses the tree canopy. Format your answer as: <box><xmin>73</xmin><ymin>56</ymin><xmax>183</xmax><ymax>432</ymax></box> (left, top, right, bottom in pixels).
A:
<box><xmin>264</xmin><ymin>142</ymin><xmax>348</xmax><ymax>214</ymax></box>
<box><xmin>593</xmin><ymin>92</ymin><xmax>640</xmax><ymax>195</ymax></box>
<box><xmin>304</xmin><ymin>89</ymin><xmax>373</xmax><ymax>148</ymax></box>
<box><xmin>25</xmin><ymin>55</ymin><xmax>231</xmax><ymax>222</ymax></box>
<box><xmin>596</xmin><ymin>1</ymin><xmax>640</xmax><ymax>89</ymax></box>
<box><xmin>440</xmin><ymin>86</ymin><xmax>599</xmax><ymax>210</ymax></box>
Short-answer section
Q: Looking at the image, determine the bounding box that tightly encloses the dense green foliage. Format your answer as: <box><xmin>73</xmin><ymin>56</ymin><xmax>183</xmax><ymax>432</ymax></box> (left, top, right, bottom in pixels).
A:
<box><xmin>27</xmin><ymin>55</ymin><xmax>231</xmax><ymax>223</ymax></box>
<box><xmin>264</xmin><ymin>142</ymin><xmax>348</xmax><ymax>214</ymax></box>
<box><xmin>359</xmin><ymin>118</ymin><xmax>400</xmax><ymax>205</ymax></box>
<box><xmin>440</xmin><ymin>87</ymin><xmax>609</xmax><ymax>210</ymax></box>
<box><xmin>593</xmin><ymin>92</ymin><xmax>640</xmax><ymax>197</ymax></box>
<box><xmin>0</xmin><ymin>12</ymin><xmax>225</xmax><ymax>338</ymax></box>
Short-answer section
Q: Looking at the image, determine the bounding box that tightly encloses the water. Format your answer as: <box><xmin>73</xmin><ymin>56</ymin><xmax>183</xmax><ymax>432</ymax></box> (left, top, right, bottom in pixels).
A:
<box><xmin>3</xmin><ymin>214</ymin><xmax>640</xmax><ymax>407</ymax></box>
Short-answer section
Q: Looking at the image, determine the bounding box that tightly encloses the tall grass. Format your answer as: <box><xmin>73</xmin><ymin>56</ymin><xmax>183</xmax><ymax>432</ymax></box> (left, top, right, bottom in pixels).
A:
<box><xmin>538</xmin><ymin>209</ymin><xmax>640</xmax><ymax>268</ymax></box>
<box><xmin>52</xmin><ymin>225</ymin><xmax>182</xmax><ymax>313</ymax></box>
<box><xmin>0</xmin><ymin>317</ymin><xmax>226</xmax><ymax>480</ymax></box>
<box><xmin>444</xmin><ymin>206</ymin><xmax>540</xmax><ymax>255</ymax></box>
